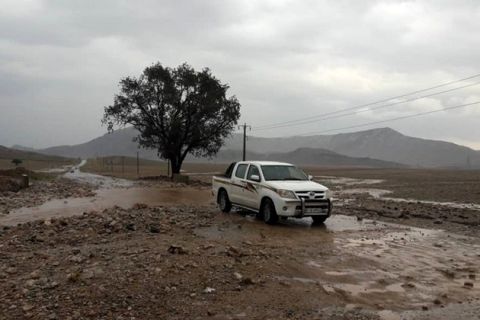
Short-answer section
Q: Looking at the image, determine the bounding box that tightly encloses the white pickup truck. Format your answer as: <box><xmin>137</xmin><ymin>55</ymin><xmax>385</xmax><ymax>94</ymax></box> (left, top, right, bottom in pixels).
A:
<box><xmin>212</xmin><ymin>161</ymin><xmax>332</xmax><ymax>225</ymax></box>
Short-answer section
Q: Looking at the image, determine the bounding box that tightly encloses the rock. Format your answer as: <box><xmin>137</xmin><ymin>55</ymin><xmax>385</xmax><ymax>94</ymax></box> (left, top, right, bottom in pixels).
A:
<box><xmin>67</xmin><ymin>272</ymin><xmax>81</xmax><ymax>283</ymax></box>
<box><xmin>241</xmin><ymin>277</ymin><xmax>255</xmax><ymax>285</ymax></box>
<box><xmin>132</xmin><ymin>203</ymin><xmax>148</xmax><ymax>210</ymax></box>
<box><xmin>168</xmin><ymin>245</ymin><xmax>187</xmax><ymax>255</ymax></box>
<box><xmin>5</xmin><ymin>267</ymin><xmax>17</xmax><ymax>274</ymax></box>
<box><xmin>25</xmin><ymin>279</ymin><xmax>37</xmax><ymax>288</ymax></box>
<box><xmin>464</xmin><ymin>281</ymin><xmax>474</xmax><ymax>288</ymax></box>
<box><xmin>29</xmin><ymin>270</ymin><xmax>41</xmax><ymax>279</ymax></box>
<box><xmin>433</xmin><ymin>220</ymin><xmax>443</xmax><ymax>225</ymax></box>
<box><xmin>226</xmin><ymin>246</ymin><xmax>242</xmax><ymax>257</ymax></box>
<box><xmin>125</xmin><ymin>223</ymin><xmax>136</xmax><ymax>231</ymax></box>
<box><xmin>233</xmin><ymin>272</ymin><xmax>243</xmax><ymax>280</ymax></box>
<box><xmin>149</xmin><ymin>225</ymin><xmax>160</xmax><ymax>233</ymax></box>
<box><xmin>69</xmin><ymin>255</ymin><xmax>84</xmax><ymax>263</ymax></box>
<box><xmin>433</xmin><ymin>298</ymin><xmax>442</xmax><ymax>305</ymax></box>
<box><xmin>207</xmin><ymin>310</ymin><xmax>216</xmax><ymax>316</ymax></box>
<box><xmin>22</xmin><ymin>304</ymin><xmax>34</xmax><ymax>312</ymax></box>
<box><xmin>203</xmin><ymin>287</ymin><xmax>216</xmax><ymax>294</ymax></box>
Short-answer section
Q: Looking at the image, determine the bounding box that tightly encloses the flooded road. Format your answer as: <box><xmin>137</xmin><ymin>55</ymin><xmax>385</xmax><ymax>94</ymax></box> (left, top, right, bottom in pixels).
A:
<box><xmin>196</xmin><ymin>213</ymin><xmax>480</xmax><ymax>319</ymax></box>
<box><xmin>1</xmin><ymin>187</ymin><xmax>212</xmax><ymax>225</ymax></box>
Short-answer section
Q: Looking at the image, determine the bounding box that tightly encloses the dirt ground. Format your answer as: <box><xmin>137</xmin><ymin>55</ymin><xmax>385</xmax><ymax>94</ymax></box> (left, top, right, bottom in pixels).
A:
<box><xmin>307</xmin><ymin>167</ymin><xmax>480</xmax><ymax>205</ymax></box>
<box><xmin>0</xmin><ymin>204</ymin><xmax>479</xmax><ymax>320</ymax></box>
<box><xmin>1</xmin><ymin>165</ymin><xmax>480</xmax><ymax>319</ymax></box>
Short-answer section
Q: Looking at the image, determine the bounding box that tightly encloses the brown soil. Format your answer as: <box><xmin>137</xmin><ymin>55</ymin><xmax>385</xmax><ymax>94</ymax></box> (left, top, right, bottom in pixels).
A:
<box><xmin>307</xmin><ymin>168</ymin><xmax>480</xmax><ymax>204</ymax></box>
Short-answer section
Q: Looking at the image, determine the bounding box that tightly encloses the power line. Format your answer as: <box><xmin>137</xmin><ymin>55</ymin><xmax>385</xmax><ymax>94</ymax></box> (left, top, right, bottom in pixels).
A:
<box><xmin>253</xmin><ymin>81</ymin><xmax>480</xmax><ymax>131</ymax></box>
<box><xmin>287</xmin><ymin>101</ymin><xmax>480</xmax><ymax>137</ymax></box>
<box><xmin>253</xmin><ymin>72</ymin><xmax>480</xmax><ymax>130</ymax></box>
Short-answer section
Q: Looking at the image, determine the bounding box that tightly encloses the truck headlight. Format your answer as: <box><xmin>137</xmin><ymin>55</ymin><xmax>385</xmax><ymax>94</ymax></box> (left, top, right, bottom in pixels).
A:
<box><xmin>325</xmin><ymin>189</ymin><xmax>332</xmax><ymax>199</ymax></box>
<box><xmin>277</xmin><ymin>189</ymin><xmax>297</xmax><ymax>199</ymax></box>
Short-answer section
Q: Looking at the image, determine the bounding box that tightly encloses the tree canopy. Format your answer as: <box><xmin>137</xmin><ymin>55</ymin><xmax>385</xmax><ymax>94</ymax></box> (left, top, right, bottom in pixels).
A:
<box><xmin>102</xmin><ymin>62</ymin><xmax>241</xmax><ymax>174</ymax></box>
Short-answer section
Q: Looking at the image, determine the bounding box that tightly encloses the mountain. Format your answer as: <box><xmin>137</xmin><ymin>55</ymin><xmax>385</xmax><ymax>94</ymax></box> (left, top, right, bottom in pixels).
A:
<box><xmin>261</xmin><ymin>148</ymin><xmax>403</xmax><ymax>168</ymax></box>
<box><xmin>11</xmin><ymin>145</ymin><xmax>37</xmax><ymax>152</ymax></box>
<box><xmin>39</xmin><ymin>128</ymin><xmax>156</xmax><ymax>159</ymax></box>
<box><xmin>224</xmin><ymin>128</ymin><xmax>480</xmax><ymax>168</ymax></box>
<box><xmin>35</xmin><ymin>127</ymin><xmax>480</xmax><ymax>168</ymax></box>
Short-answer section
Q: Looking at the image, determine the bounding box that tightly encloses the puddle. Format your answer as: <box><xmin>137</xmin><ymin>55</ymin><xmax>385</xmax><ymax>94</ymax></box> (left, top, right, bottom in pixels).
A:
<box><xmin>64</xmin><ymin>160</ymin><xmax>133</xmax><ymax>188</ymax></box>
<box><xmin>315</xmin><ymin>176</ymin><xmax>384</xmax><ymax>186</ymax></box>
<box><xmin>1</xmin><ymin>187</ymin><xmax>212</xmax><ymax>226</ymax></box>
<box><xmin>378</xmin><ymin>310</ymin><xmax>401</xmax><ymax>320</ymax></box>
<box><xmin>194</xmin><ymin>214</ymin><xmax>389</xmax><ymax>243</ymax></box>
<box><xmin>36</xmin><ymin>164</ymin><xmax>74</xmax><ymax>173</ymax></box>
<box><xmin>339</xmin><ymin>188</ymin><xmax>480</xmax><ymax>211</ymax></box>
<box><xmin>339</xmin><ymin>188</ymin><xmax>393</xmax><ymax>198</ymax></box>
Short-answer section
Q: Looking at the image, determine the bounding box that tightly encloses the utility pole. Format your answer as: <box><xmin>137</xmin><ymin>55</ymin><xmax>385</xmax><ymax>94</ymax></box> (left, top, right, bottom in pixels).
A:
<box><xmin>136</xmin><ymin>151</ymin><xmax>140</xmax><ymax>177</ymax></box>
<box><xmin>238</xmin><ymin>123</ymin><xmax>251</xmax><ymax>161</ymax></box>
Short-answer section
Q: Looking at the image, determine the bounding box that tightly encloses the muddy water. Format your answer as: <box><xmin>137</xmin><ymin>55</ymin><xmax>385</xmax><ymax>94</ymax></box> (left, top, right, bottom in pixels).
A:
<box><xmin>338</xmin><ymin>187</ymin><xmax>480</xmax><ymax>211</ymax></box>
<box><xmin>196</xmin><ymin>213</ymin><xmax>480</xmax><ymax>319</ymax></box>
<box><xmin>1</xmin><ymin>187</ymin><xmax>212</xmax><ymax>226</ymax></box>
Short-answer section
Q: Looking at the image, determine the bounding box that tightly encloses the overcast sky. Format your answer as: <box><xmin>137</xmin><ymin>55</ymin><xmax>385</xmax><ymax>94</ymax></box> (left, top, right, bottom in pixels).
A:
<box><xmin>1</xmin><ymin>0</ymin><xmax>480</xmax><ymax>149</ymax></box>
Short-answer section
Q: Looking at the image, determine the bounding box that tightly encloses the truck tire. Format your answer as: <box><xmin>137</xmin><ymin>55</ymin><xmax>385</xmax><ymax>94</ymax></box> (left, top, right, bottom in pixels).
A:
<box><xmin>262</xmin><ymin>199</ymin><xmax>278</xmax><ymax>225</ymax></box>
<box><xmin>311</xmin><ymin>216</ymin><xmax>328</xmax><ymax>225</ymax></box>
<box><xmin>218</xmin><ymin>189</ymin><xmax>232</xmax><ymax>213</ymax></box>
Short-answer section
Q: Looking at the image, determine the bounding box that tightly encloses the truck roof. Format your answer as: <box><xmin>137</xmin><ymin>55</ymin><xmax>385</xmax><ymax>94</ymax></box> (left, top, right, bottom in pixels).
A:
<box><xmin>236</xmin><ymin>161</ymin><xmax>294</xmax><ymax>166</ymax></box>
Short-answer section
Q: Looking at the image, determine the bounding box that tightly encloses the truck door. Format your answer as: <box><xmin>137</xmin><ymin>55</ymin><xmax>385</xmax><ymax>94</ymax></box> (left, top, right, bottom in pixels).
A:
<box><xmin>230</xmin><ymin>163</ymin><xmax>248</xmax><ymax>205</ymax></box>
<box><xmin>244</xmin><ymin>164</ymin><xmax>262</xmax><ymax>210</ymax></box>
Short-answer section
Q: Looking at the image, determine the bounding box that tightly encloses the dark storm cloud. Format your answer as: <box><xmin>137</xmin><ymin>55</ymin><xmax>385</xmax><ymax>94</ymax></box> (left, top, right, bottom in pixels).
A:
<box><xmin>1</xmin><ymin>0</ymin><xmax>480</xmax><ymax>149</ymax></box>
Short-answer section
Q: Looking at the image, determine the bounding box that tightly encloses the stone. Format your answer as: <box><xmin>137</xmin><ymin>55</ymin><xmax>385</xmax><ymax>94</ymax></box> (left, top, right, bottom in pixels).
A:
<box><xmin>233</xmin><ymin>272</ymin><xmax>243</xmax><ymax>280</ymax></box>
<box><xmin>168</xmin><ymin>245</ymin><xmax>187</xmax><ymax>254</ymax></box>
<box><xmin>241</xmin><ymin>277</ymin><xmax>255</xmax><ymax>285</ymax></box>
<box><xmin>149</xmin><ymin>225</ymin><xmax>160</xmax><ymax>233</ymax></box>
<box><xmin>203</xmin><ymin>287</ymin><xmax>216</xmax><ymax>294</ymax></box>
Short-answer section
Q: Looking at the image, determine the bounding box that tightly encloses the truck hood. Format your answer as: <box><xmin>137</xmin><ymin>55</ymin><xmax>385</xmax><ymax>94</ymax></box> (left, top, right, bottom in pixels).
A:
<box><xmin>265</xmin><ymin>180</ymin><xmax>328</xmax><ymax>192</ymax></box>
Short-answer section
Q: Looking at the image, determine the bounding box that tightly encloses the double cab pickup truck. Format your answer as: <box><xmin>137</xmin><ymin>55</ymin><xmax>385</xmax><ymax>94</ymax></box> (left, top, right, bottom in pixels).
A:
<box><xmin>212</xmin><ymin>161</ymin><xmax>332</xmax><ymax>224</ymax></box>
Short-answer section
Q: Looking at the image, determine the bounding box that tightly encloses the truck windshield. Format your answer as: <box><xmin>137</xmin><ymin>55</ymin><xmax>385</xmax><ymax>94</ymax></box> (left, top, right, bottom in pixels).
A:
<box><xmin>261</xmin><ymin>165</ymin><xmax>308</xmax><ymax>181</ymax></box>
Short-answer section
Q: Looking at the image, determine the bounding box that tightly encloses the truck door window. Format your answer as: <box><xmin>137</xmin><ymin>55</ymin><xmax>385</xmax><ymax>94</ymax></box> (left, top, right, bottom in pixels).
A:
<box><xmin>224</xmin><ymin>162</ymin><xmax>236</xmax><ymax>178</ymax></box>
<box><xmin>235</xmin><ymin>164</ymin><xmax>248</xmax><ymax>179</ymax></box>
<box><xmin>247</xmin><ymin>165</ymin><xmax>260</xmax><ymax>181</ymax></box>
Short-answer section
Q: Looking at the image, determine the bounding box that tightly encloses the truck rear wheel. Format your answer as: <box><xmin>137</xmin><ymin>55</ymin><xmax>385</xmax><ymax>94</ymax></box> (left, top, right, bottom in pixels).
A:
<box><xmin>218</xmin><ymin>189</ymin><xmax>232</xmax><ymax>213</ymax></box>
<box><xmin>262</xmin><ymin>199</ymin><xmax>278</xmax><ymax>225</ymax></box>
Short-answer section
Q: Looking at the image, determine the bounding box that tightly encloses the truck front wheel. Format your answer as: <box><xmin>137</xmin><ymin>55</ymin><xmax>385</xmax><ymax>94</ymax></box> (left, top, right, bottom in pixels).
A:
<box><xmin>218</xmin><ymin>189</ymin><xmax>232</xmax><ymax>213</ymax></box>
<box><xmin>262</xmin><ymin>199</ymin><xmax>278</xmax><ymax>225</ymax></box>
<box><xmin>311</xmin><ymin>216</ymin><xmax>328</xmax><ymax>225</ymax></box>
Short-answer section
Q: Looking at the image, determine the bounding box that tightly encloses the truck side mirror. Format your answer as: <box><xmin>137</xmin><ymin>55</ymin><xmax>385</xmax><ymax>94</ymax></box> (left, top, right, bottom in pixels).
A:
<box><xmin>250</xmin><ymin>174</ymin><xmax>261</xmax><ymax>182</ymax></box>
<box><xmin>308</xmin><ymin>175</ymin><xmax>313</xmax><ymax>181</ymax></box>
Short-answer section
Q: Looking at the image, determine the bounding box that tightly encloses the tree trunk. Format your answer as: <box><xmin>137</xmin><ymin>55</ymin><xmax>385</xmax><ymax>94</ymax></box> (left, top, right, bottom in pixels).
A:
<box><xmin>170</xmin><ymin>157</ymin><xmax>182</xmax><ymax>175</ymax></box>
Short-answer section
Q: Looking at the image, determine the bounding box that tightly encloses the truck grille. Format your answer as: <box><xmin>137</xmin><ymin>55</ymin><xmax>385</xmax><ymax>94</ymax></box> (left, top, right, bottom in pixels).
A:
<box><xmin>295</xmin><ymin>191</ymin><xmax>325</xmax><ymax>200</ymax></box>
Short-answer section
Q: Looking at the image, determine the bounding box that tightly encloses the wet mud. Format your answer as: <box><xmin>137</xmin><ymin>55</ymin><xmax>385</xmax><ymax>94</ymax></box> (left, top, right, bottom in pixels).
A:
<box><xmin>1</xmin><ymin>187</ymin><xmax>212</xmax><ymax>226</ymax></box>
<box><xmin>195</xmin><ymin>212</ymin><xmax>480</xmax><ymax>319</ymax></box>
